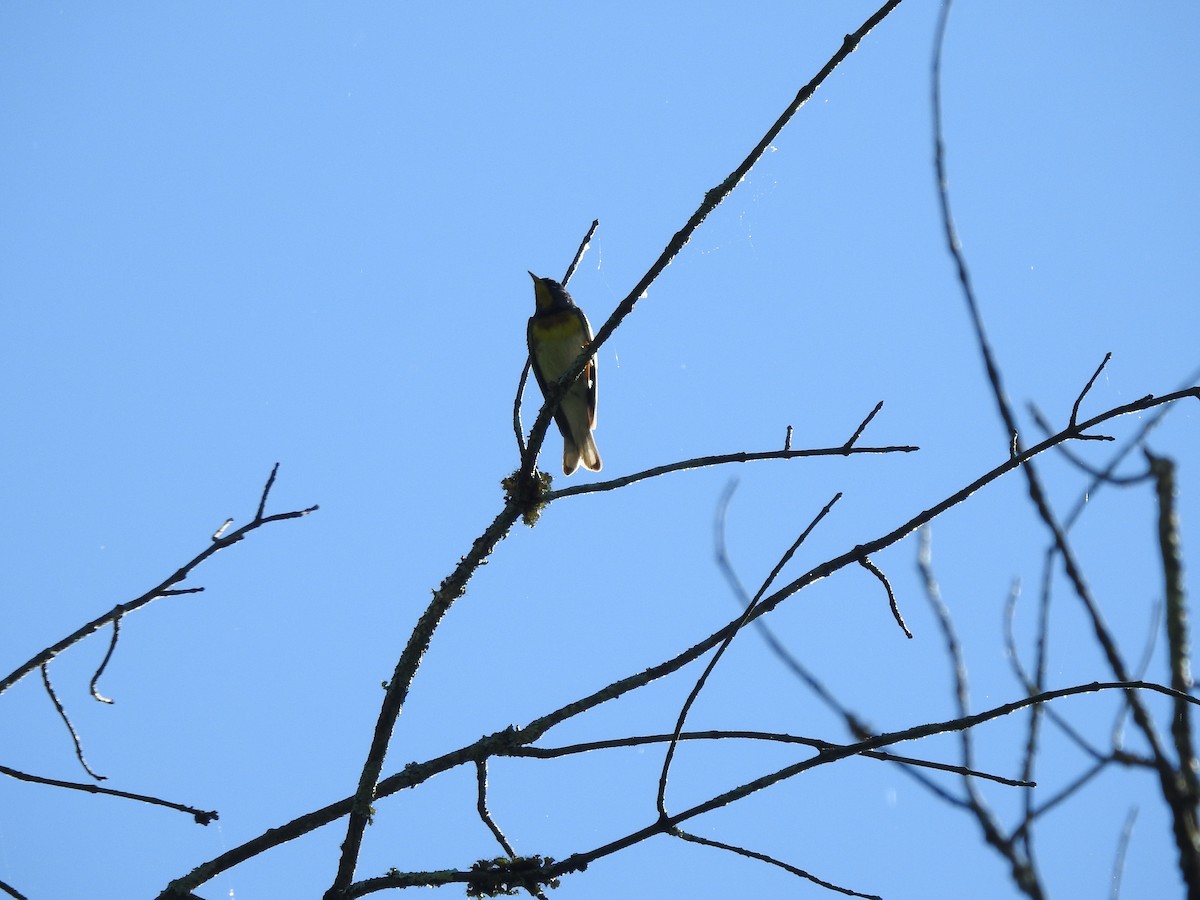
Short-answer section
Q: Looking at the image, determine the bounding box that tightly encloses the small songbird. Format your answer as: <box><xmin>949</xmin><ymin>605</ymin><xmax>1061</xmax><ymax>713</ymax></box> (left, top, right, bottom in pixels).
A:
<box><xmin>526</xmin><ymin>271</ymin><xmax>602</xmax><ymax>475</ymax></box>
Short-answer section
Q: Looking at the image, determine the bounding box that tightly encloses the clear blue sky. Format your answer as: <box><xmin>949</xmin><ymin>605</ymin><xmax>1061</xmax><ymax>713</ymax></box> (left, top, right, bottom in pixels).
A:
<box><xmin>2</xmin><ymin>3</ymin><xmax>1198</xmax><ymax>898</ymax></box>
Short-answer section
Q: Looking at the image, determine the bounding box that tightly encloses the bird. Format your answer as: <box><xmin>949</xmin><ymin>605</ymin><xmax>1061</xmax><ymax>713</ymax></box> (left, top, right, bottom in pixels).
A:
<box><xmin>526</xmin><ymin>271</ymin><xmax>602</xmax><ymax>475</ymax></box>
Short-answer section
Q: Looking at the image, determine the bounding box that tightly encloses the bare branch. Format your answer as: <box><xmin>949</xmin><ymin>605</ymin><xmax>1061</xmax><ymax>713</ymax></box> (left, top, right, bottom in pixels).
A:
<box><xmin>0</xmin><ymin>762</ymin><xmax>216</xmax><ymax>824</ymax></box>
<box><xmin>513</xmin><ymin>357</ymin><xmax>532</xmax><ymax>457</ymax></box>
<box><xmin>843</xmin><ymin>400</ymin><xmax>885</xmax><ymax>450</ymax></box>
<box><xmin>89</xmin><ymin>614</ymin><xmax>121</xmax><ymax>704</ymax></box>
<box><xmin>1110</xmin><ymin>807</ymin><xmax>1139</xmax><ymax>900</ymax></box>
<box><xmin>715</xmin><ymin>483</ymin><xmax>871</xmax><ymax>738</ymax></box>
<box><xmin>561</xmin><ymin>218</ymin><xmax>599</xmax><ymax>287</ymax></box>
<box><xmin>1063</xmin><ymin>363</ymin><xmax>1200</xmax><ymax>530</ymax></box>
<box><xmin>255</xmin><ymin>461</ymin><xmax>280</xmax><ymax>521</ymax></box>
<box><xmin>860</xmin><ymin>555</ymin><xmax>911</xmax><ymax>639</ymax></box>
<box><xmin>1070</xmin><ymin>352</ymin><xmax>1113</xmax><ymax>431</ymax></box>
<box><xmin>656</xmin><ymin>493</ymin><xmax>840</xmax><ymax>816</ymax></box>
<box><xmin>515</xmin><ymin>0</ymin><xmax>906</xmax><ymax>484</ymax></box>
<box><xmin>549</xmin><ymin>681</ymin><xmax>1197</xmax><ymax>882</ymax></box>
<box><xmin>509</xmin><ymin>729</ymin><xmax>1033</xmax><ymax>787</ymax></box>
<box><xmin>1147</xmin><ymin>450</ymin><xmax>1200</xmax><ymax>875</ymax></box>
<box><xmin>0</xmin><ymin>466</ymin><xmax>317</xmax><ymax>700</ymax></box>
<box><xmin>41</xmin><ymin>664</ymin><xmax>104</xmax><ymax>781</ymax></box>
<box><xmin>547</xmin><ymin>442</ymin><xmax>917</xmax><ymax>500</ymax></box>
<box><xmin>325</xmin><ymin>500</ymin><xmax>524</xmax><ymax>898</ymax></box>
<box><xmin>158</xmin><ymin>680</ymin><xmax>1190</xmax><ymax>898</ymax></box>
<box><xmin>933</xmin><ymin>0</ymin><xmax>1019</xmax><ymax>452</ymax></box>
<box><xmin>474</xmin><ymin>759</ymin><xmax>516</xmax><ymax>859</ymax></box>
<box><xmin>672</xmin><ymin>828</ymin><xmax>881</xmax><ymax>899</ymax></box>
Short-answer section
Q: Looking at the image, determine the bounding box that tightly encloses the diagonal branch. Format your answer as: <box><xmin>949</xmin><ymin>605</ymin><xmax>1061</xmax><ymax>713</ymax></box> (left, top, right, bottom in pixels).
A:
<box><xmin>325</xmin><ymin>5</ymin><xmax>910</xmax><ymax>896</ymax></box>
<box><xmin>0</xmin><ymin>464</ymin><xmax>317</xmax><ymax>700</ymax></box>
<box><xmin>517</xmin><ymin>0</ymin><xmax>906</xmax><ymax>481</ymax></box>
<box><xmin>160</xmin><ymin>390</ymin><xmax>1197</xmax><ymax>899</ymax></box>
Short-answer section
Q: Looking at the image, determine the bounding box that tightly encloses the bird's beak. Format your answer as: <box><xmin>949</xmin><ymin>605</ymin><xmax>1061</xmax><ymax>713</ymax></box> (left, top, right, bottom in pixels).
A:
<box><xmin>527</xmin><ymin>271</ymin><xmax>538</xmax><ymax>282</ymax></box>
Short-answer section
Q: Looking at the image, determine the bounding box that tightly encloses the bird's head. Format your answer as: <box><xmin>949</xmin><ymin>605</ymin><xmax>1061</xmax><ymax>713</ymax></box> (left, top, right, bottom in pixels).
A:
<box><xmin>528</xmin><ymin>271</ymin><xmax>573</xmax><ymax>313</ymax></box>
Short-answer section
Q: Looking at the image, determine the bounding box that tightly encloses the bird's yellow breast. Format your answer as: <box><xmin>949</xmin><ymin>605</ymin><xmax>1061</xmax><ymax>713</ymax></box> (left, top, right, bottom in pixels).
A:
<box><xmin>531</xmin><ymin>311</ymin><xmax>586</xmax><ymax>344</ymax></box>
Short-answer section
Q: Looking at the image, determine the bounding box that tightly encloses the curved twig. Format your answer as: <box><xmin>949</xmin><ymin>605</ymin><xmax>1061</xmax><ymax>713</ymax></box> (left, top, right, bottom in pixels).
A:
<box><xmin>41</xmin><ymin>664</ymin><xmax>104</xmax><ymax>781</ymax></box>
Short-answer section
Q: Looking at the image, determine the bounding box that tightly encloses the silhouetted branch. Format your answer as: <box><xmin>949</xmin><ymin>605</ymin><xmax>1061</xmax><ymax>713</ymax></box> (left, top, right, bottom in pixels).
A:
<box><xmin>0</xmin><ymin>464</ymin><xmax>317</xmax><ymax>700</ymax></box>
<box><xmin>843</xmin><ymin>400</ymin><xmax>885</xmax><ymax>450</ymax></box>
<box><xmin>548</xmin><ymin>442</ymin><xmax>917</xmax><ymax>499</ymax></box>
<box><xmin>1110</xmin><ymin>807</ymin><xmax>1139</xmax><ymax>900</ymax></box>
<box><xmin>326</xmin><ymin>7</ymin><xmax>913</xmax><ymax>893</ymax></box>
<box><xmin>657</xmin><ymin>492</ymin><xmax>840</xmax><ymax>816</ymax></box>
<box><xmin>158</xmin><ymin>678</ymin><xmax>1192</xmax><ymax>899</ymax></box>
<box><xmin>515</xmin><ymin>0</ymin><xmax>906</xmax><ymax>485</ymax></box>
<box><xmin>673</xmin><ymin>828</ymin><xmax>881</xmax><ymax>899</ymax></box>
<box><xmin>860</xmin><ymin>555</ymin><xmax>911</xmax><ymax>639</ymax></box>
<box><xmin>715</xmin><ymin>482</ymin><xmax>872</xmax><ymax>738</ymax></box>
<box><xmin>561</xmin><ymin>219</ymin><xmax>598</xmax><ymax>287</ymax></box>
<box><xmin>1147</xmin><ymin>450</ymin><xmax>1200</xmax><ymax>879</ymax></box>
<box><xmin>934</xmin><ymin>9</ymin><xmax>1197</xmax><ymax>890</ymax></box>
<box><xmin>1070</xmin><ymin>352</ymin><xmax>1113</xmax><ymax>432</ymax></box>
<box><xmin>510</xmin><ymin>729</ymin><xmax>1032</xmax><ymax>787</ymax></box>
<box><xmin>41</xmin><ymin>663</ymin><xmax>104</xmax><ymax>781</ymax></box>
<box><xmin>89</xmin><ymin>613</ymin><xmax>121</xmax><ymax>704</ymax></box>
<box><xmin>548</xmin><ymin>682</ymin><xmax>1197</xmax><ymax>883</ymax></box>
<box><xmin>0</xmin><ymin>762</ymin><xmax>216</xmax><ymax>823</ymax></box>
<box><xmin>475</xmin><ymin>759</ymin><xmax>516</xmax><ymax>859</ymax></box>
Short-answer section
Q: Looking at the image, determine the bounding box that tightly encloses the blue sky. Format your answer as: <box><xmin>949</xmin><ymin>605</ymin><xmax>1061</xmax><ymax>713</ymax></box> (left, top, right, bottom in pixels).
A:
<box><xmin>2</xmin><ymin>3</ymin><xmax>1198</xmax><ymax>898</ymax></box>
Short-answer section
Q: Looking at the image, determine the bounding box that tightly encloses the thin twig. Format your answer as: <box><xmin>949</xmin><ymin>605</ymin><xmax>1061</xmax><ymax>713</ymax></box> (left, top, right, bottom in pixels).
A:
<box><xmin>255</xmin><ymin>461</ymin><xmax>280</xmax><ymax>521</ymax></box>
<box><xmin>932</xmin><ymin>0</ymin><xmax>1018</xmax><ymax>451</ymax></box>
<box><xmin>562</xmin><ymin>219</ymin><xmax>599</xmax><ymax>287</ymax></box>
<box><xmin>90</xmin><ymin>613</ymin><xmax>121</xmax><ymax>704</ymax></box>
<box><xmin>1070</xmin><ymin>352</ymin><xmax>1113</xmax><ymax>430</ymax></box>
<box><xmin>513</xmin><ymin>358</ymin><xmax>532</xmax><ymax>456</ymax></box>
<box><xmin>0</xmin><ymin>466</ymin><xmax>317</xmax><ymax>700</ymax></box>
<box><xmin>1110</xmin><ymin>807</ymin><xmax>1139</xmax><ymax>900</ymax></box>
<box><xmin>474</xmin><ymin>759</ymin><xmax>516</xmax><ymax>858</ymax></box>
<box><xmin>547</xmin><ymin>442</ymin><xmax>917</xmax><ymax>500</ymax></box>
<box><xmin>673</xmin><ymin>828</ymin><xmax>880</xmax><ymax>899</ymax></box>
<box><xmin>1005</xmin><ymin>571</ymin><xmax>1105</xmax><ymax>764</ymax></box>
<box><xmin>843</xmin><ymin>401</ymin><xmax>885</xmax><ymax>450</ymax></box>
<box><xmin>1064</xmin><ymin>362</ymin><xmax>1200</xmax><ymax>530</ymax></box>
<box><xmin>510</xmin><ymin>729</ymin><xmax>1032</xmax><ymax>787</ymax></box>
<box><xmin>714</xmin><ymin>482</ymin><xmax>871</xmax><ymax>738</ymax></box>
<box><xmin>918</xmin><ymin>528</ymin><xmax>1037</xmax><ymax>888</ymax></box>
<box><xmin>1030</xmin><ymin>405</ymin><xmax>1131</xmax><ymax>482</ymax></box>
<box><xmin>860</xmin><ymin>556</ymin><xmax>911</xmax><ymax>639</ymax></box>
<box><xmin>41</xmin><ymin>664</ymin><xmax>104</xmax><ymax>781</ymax></box>
<box><xmin>656</xmin><ymin>493</ymin><xmax>840</xmax><ymax>816</ymax></box>
<box><xmin>0</xmin><ymin>763</ymin><xmax>217</xmax><ymax>823</ymax></box>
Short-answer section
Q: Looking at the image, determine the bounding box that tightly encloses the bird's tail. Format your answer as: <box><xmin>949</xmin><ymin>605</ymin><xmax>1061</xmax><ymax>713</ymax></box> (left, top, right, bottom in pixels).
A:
<box><xmin>563</xmin><ymin>433</ymin><xmax>602</xmax><ymax>475</ymax></box>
